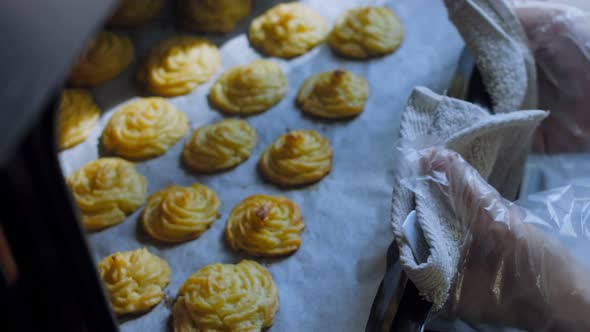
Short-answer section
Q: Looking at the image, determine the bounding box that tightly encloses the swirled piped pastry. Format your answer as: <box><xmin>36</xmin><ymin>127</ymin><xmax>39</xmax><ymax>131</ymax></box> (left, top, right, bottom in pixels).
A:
<box><xmin>142</xmin><ymin>183</ymin><xmax>220</xmax><ymax>242</ymax></box>
<box><xmin>259</xmin><ymin>130</ymin><xmax>332</xmax><ymax>186</ymax></box>
<box><xmin>182</xmin><ymin>119</ymin><xmax>257</xmax><ymax>172</ymax></box>
<box><xmin>297</xmin><ymin>69</ymin><xmax>369</xmax><ymax>119</ymax></box>
<box><xmin>178</xmin><ymin>0</ymin><xmax>252</xmax><ymax>33</ymax></box>
<box><xmin>108</xmin><ymin>0</ymin><xmax>164</xmax><ymax>27</ymax></box>
<box><xmin>102</xmin><ymin>98</ymin><xmax>189</xmax><ymax>160</ymax></box>
<box><xmin>226</xmin><ymin>194</ymin><xmax>304</xmax><ymax>256</ymax></box>
<box><xmin>57</xmin><ymin>89</ymin><xmax>100</xmax><ymax>150</ymax></box>
<box><xmin>97</xmin><ymin>248</ymin><xmax>171</xmax><ymax>315</ymax></box>
<box><xmin>138</xmin><ymin>36</ymin><xmax>221</xmax><ymax>96</ymax></box>
<box><xmin>328</xmin><ymin>6</ymin><xmax>403</xmax><ymax>58</ymax></box>
<box><xmin>249</xmin><ymin>3</ymin><xmax>328</xmax><ymax>58</ymax></box>
<box><xmin>66</xmin><ymin>158</ymin><xmax>147</xmax><ymax>231</ymax></box>
<box><xmin>69</xmin><ymin>31</ymin><xmax>134</xmax><ymax>87</ymax></box>
<box><xmin>173</xmin><ymin>260</ymin><xmax>278</xmax><ymax>332</ymax></box>
<box><xmin>209</xmin><ymin>60</ymin><xmax>287</xmax><ymax>115</ymax></box>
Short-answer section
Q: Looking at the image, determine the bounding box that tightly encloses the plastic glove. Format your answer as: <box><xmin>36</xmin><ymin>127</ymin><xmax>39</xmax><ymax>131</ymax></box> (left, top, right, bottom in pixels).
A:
<box><xmin>419</xmin><ymin>147</ymin><xmax>590</xmax><ymax>331</ymax></box>
<box><xmin>511</xmin><ymin>0</ymin><xmax>590</xmax><ymax>153</ymax></box>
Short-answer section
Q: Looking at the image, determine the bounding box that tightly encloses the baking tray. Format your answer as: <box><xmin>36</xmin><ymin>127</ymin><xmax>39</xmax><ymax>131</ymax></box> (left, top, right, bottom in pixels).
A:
<box><xmin>58</xmin><ymin>1</ymin><xmax>465</xmax><ymax>331</ymax></box>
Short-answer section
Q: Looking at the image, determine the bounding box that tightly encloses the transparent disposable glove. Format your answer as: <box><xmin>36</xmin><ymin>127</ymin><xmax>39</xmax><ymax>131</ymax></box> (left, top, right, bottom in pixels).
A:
<box><xmin>419</xmin><ymin>147</ymin><xmax>590</xmax><ymax>331</ymax></box>
<box><xmin>512</xmin><ymin>0</ymin><xmax>590</xmax><ymax>153</ymax></box>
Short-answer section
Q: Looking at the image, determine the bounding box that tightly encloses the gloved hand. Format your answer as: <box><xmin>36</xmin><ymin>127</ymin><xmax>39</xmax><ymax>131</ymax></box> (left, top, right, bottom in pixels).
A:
<box><xmin>419</xmin><ymin>147</ymin><xmax>590</xmax><ymax>331</ymax></box>
<box><xmin>512</xmin><ymin>0</ymin><xmax>590</xmax><ymax>153</ymax></box>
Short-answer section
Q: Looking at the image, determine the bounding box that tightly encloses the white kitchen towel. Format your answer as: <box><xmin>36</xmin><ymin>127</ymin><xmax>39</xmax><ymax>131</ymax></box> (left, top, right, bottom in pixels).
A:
<box><xmin>390</xmin><ymin>87</ymin><xmax>548</xmax><ymax>308</ymax></box>
<box><xmin>445</xmin><ymin>0</ymin><xmax>538</xmax><ymax>112</ymax></box>
<box><xmin>390</xmin><ymin>0</ymin><xmax>543</xmax><ymax>309</ymax></box>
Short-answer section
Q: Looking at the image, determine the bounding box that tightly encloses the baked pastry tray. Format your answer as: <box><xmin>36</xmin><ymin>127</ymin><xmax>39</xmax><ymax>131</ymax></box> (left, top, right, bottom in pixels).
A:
<box><xmin>59</xmin><ymin>0</ymin><xmax>464</xmax><ymax>330</ymax></box>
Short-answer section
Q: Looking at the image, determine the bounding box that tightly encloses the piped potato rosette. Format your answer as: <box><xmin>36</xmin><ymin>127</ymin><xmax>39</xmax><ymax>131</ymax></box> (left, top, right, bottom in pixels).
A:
<box><xmin>259</xmin><ymin>130</ymin><xmax>332</xmax><ymax>186</ymax></box>
<box><xmin>226</xmin><ymin>194</ymin><xmax>304</xmax><ymax>256</ymax></box>
<box><xmin>178</xmin><ymin>0</ymin><xmax>252</xmax><ymax>33</ymax></box>
<box><xmin>57</xmin><ymin>89</ymin><xmax>100</xmax><ymax>150</ymax></box>
<box><xmin>209</xmin><ymin>60</ymin><xmax>288</xmax><ymax>115</ymax></box>
<box><xmin>297</xmin><ymin>69</ymin><xmax>369</xmax><ymax>119</ymax></box>
<box><xmin>182</xmin><ymin>119</ymin><xmax>257</xmax><ymax>172</ymax></box>
<box><xmin>173</xmin><ymin>260</ymin><xmax>278</xmax><ymax>331</ymax></box>
<box><xmin>69</xmin><ymin>31</ymin><xmax>134</xmax><ymax>87</ymax></box>
<box><xmin>102</xmin><ymin>98</ymin><xmax>189</xmax><ymax>160</ymax></box>
<box><xmin>142</xmin><ymin>183</ymin><xmax>220</xmax><ymax>243</ymax></box>
<box><xmin>138</xmin><ymin>36</ymin><xmax>221</xmax><ymax>96</ymax></box>
<box><xmin>249</xmin><ymin>3</ymin><xmax>328</xmax><ymax>58</ymax></box>
<box><xmin>97</xmin><ymin>248</ymin><xmax>171</xmax><ymax>315</ymax></box>
<box><xmin>328</xmin><ymin>6</ymin><xmax>404</xmax><ymax>58</ymax></box>
<box><xmin>66</xmin><ymin>158</ymin><xmax>147</xmax><ymax>231</ymax></box>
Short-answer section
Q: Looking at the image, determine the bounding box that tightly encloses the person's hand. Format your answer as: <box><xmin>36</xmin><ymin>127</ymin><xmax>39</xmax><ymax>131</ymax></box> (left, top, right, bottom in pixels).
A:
<box><xmin>419</xmin><ymin>147</ymin><xmax>590</xmax><ymax>331</ymax></box>
<box><xmin>511</xmin><ymin>0</ymin><xmax>590</xmax><ymax>153</ymax></box>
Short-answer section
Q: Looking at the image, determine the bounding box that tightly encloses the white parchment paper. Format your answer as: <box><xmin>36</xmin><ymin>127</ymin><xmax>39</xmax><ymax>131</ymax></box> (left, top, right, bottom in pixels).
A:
<box><xmin>59</xmin><ymin>1</ymin><xmax>463</xmax><ymax>330</ymax></box>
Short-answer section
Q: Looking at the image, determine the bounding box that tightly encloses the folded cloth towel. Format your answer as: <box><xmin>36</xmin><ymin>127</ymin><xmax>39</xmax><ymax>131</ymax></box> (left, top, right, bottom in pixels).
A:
<box><xmin>445</xmin><ymin>0</ymin><xmax>538</xmax><ymax>112</ymax></box>
<box><xmin>391</xmin><ymin>87</ymin><xmax>548</xmax><ymax>309</ymax></box>
<box><xmin>390</xmin><ymin>0</ymin><xmax>544</xmax><ymax>309</ymax></box>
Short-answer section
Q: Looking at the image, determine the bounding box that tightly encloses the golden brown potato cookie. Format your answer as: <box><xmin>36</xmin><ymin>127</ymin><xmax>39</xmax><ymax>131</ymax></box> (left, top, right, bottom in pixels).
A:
<box><xmin>173</xmin><ymin>260</ymin><xmax>278</xmax><ymax>331</ymax></box>
<box><xmin>57</xmin><ymin>89</ymin><xmax>100</xmax><ymax>150</ymax></box>
<box><xmin>66</xmin><ymin>158</ymin><xmax>147</xmax><ymax>231</ymax></box>
<box><xmin>108</xmin><ymin>0</ymin><xmax>164</xmax><ymax>27</ymax></box>
<box><xmin>138</xmin><ymin>36</ymin><xmax>221</xmax><ymax>96</ymax></box>
<box><xmin>209</xmin><ymin>60</ymin><xmax>288</xmax><ymax>115</ymax></box>
<box><xmin>249</xmin><ymin>3</ymin><xmax>328</xmax><ymax>58</ymax></box>
<box><xmin>297</xmin><ymin>69</ymin><xmax>369</xmax><ymax>119</ymax></box>
<box><xmin>226</xmin><ymin>194</ymin><xmax>304</xmax><ymax>256</ymax></box>
<box><xmin>178</xmin><ymin>0</ymin><xmax>252</xmax><ymax>33</ymax></box>
<box><xmin>69</xmin><ymin>31</ymin><xmax>134</xmax><ymax>87</ymax></box>
<box><xmin>182</xmin><ymin>119</ymin><xmax>257</xmax><ymax>172</ymax></box>
<box><xmin>142</xmin><ymin>183</ymin><xmax>220</xmax><ymax>242</ymax></box>
<box><xmin>259</xmin><ymin>130</ymin><xmax>332</xmax><ymax>186</ymax></box>
<box><xmin>102</xmin><ymin>97</ymin><xmax>189</xmax><ymax>160</ymax></box>
<box><xmin>98</xmin><ymin>248</ymin><xmax>170</xmax><ymax>315</ymax></box>
<box><xmin>328</xmin><ymin>6</ymin><xmax>403</xmax><ymax>58</ymax></box>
